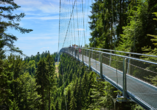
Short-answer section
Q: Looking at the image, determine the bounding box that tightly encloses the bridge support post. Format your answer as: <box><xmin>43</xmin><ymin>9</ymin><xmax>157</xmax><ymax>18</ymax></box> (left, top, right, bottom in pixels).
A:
<box><xmin>89</xmin><ymin>50</ymin><xmax>91</xmax><ymax>69</ymax></box>
<box><xmin>78</xmin><ymin>48</ymin><xmax>79</xmax><ymax>60</ymax></box>
<box><xmin>123</xmin><ymin>58</ymin><xmax>127</xmax><ymax>100</ymax></box>
<box><xmin>75</xmin><ymin>48</ymin><xmax>76</xmax><ymax>58</ymax></box>
<box><xmin>82</xmin><ymin>49</ymin><xmax>84</xmax><ymax>63</ymax></box>
<box><xmin>109</xmin><ymin>50</ymin><xmax>112</xmax><ymax>66</ymax></box>
<box><xmin>127</xmin><ymin>53</ymin><xmax>131</xmax><ymax>75</ymax></box>
<box><xmin>72</xmin><ymin>48</ymin><xmax>73</xmax><ymax>56</ymax></box>
<box><xmin>100</xmin><ymin>52</ymin><xmax>103</xmax><ymax>79</ymax></box>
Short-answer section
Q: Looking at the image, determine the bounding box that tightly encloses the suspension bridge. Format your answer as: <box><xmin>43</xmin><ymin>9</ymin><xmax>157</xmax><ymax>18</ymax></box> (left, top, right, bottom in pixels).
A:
<box><xmin>58</xmin><ymin>0</ymin><xmax>157</xmax><ymax>109</ymax></box>
<box><xmin>59</xmin><ymin>47</ymin><xmax>157</xmax><ymax>110</ymax></box>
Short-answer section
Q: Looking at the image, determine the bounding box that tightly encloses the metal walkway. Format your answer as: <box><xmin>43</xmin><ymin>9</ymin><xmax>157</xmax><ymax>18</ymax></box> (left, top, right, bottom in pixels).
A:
<box><xmin>60</xmin><ymin>48</ymin><xmax>157</xmax><ymax>110</ymax></box>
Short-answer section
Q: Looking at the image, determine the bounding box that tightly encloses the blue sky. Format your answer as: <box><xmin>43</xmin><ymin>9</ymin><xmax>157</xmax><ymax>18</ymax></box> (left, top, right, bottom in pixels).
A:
<box><xmin>5</xmin><ymin>0</ymin><xmax>93</xmax><ymax>56</ymax></box>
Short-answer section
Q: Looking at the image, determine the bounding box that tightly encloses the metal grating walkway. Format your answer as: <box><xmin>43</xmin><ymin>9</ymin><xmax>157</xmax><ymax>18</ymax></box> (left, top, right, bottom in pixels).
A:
<box><xmin>61</xmin><ymin>48</ymin><xmax>157</xmax><ymax>110</ymax></box>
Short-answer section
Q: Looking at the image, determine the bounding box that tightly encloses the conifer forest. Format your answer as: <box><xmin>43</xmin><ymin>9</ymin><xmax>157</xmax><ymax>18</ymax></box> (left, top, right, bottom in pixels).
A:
<box><xmin>0</xmin><ymin>0</ymin><xmax>157</xmax><ymax>110</ymax></box>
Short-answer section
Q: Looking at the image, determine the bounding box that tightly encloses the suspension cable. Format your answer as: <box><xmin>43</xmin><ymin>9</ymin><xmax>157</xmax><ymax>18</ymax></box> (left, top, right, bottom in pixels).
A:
<box><xmin>62</xmin><ymin>0</ymin><xmax>77</xmax><ymax>48</ymax></box>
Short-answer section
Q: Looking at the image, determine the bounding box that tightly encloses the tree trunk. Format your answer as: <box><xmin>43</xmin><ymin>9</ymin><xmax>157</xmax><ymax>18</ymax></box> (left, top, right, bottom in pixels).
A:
<box><xmin>49</xmin><ymin>87</ymin><xmax>50</xmax><ymax>110</ymax></box>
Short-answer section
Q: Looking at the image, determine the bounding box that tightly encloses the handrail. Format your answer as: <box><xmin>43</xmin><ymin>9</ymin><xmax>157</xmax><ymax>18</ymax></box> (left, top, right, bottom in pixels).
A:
<box><xmin>84</xmin><ymin>47</ymin><xmax>157</xmax><ymax>58</ymax></box>
<box><xmin>85</xmin><ymin>48</ymin><xmax>157</xmax><ymax>65</ymax></box>
<box><xmin>61</xmin><ymin>48</ymin><xmax>157</xmax><ymax>65</ymax></box>
<box><xmin>60</xmin><ymin>47</ymin><xmax>157</xmax><ymax>110</ymax></box>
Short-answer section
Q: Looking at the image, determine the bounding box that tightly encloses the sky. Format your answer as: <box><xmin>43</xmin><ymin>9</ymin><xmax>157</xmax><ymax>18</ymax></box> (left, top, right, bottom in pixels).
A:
<box><xmin>4</xmin><ymin>0</ymin><xmax>93</xmax><ymax>57</ymax></box>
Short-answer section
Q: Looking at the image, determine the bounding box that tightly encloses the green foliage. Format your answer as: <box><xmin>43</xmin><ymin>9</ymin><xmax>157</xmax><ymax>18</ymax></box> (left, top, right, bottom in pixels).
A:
<box><xmin>90</xmin><ymin>81</ymin><xmax>116</xmax><ymax>109</ymax></box>
<box><xmin>55</xmin><ymin>54</ymin><xmax>139</xmax><ymax>110</ymax></box>
<box><xmin>27</xmin><ymin>60</ymin><xmax>36</xmax><ymax>75</ymax></box>
<box><xmin>117</xmin><ymin>0</ymin><xmax>154</xmax><ymax>53</ymax></box>
<box><xmin>16</xmin><ymin>72</ymin><xmax>41</xmax><ymax>110</ymax></box>
<box><xmin>0</xmin><ymin>59</ymin><xmax>13</xmax><ymax>108</ymax></box>
<box><xmin>142</xmin><ymin>12</ymin><xmax>157</xmax><ymax>86</ymax></box>
<box><xmin>0</xmin><ymin>51</ymin><xmax>56</xmax><ymax>110</ymax></box>
<box><xmin>0</xmin><ymin>0</ymin><xmax>33</xmax><ymax>54</ymax></box>
<box><xmin>89</xmin><ymin>0</ymin><xmax>129</xmax><ymax>49</ymax></box>
<box><xmin>89</xmin><ymin>0</ymin><xmax>157</xmax><ymax>54</ymax></box>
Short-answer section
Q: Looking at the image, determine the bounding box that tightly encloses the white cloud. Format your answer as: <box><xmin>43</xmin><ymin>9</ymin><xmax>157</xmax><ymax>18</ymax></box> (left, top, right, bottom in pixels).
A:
<box><xmin>23</xmin><ymin>16</ymin><xmax>76</xmax><ymax>20</ymax></box>
<box><xmin>18</xmin><ymin>33</ymin><xmax>58</xmax><ymax>41</ymax></box>
<box><xmin>39</xmin><ymin>40</ymin><xmax>58</xmax><ymax>45</ymax></box>
<box><xmin>76</xmin><ymin>28</ymin><xmax>85</xmax><ymax>31</ymax></box>
<box><xmin>24</xmin><ymin>16</ymin><xmax>59</xmax><ymax>20</ymax></box>
<box><xmin>19</xmin><ymin>37</ymin><xmax>53</xmax><ymax>40</ymax></box>
<box><xmin>61</xmin><ymin>0</ymin><xmax>86</xmax><ymax>5</ymax></box>
<box><xmin>14</xmin><ymin>0</ymin><xmax>42</xmax><ymax>6</ymax></box>
<box><xmin>14</xmin><ymin>0</ymin><xmax>59</xmax><ymax>14</ymax></box>
<box><xmin>41</xmin><ymin>47</ymin><xmax>50</xmax><ymax>51</ymax></box>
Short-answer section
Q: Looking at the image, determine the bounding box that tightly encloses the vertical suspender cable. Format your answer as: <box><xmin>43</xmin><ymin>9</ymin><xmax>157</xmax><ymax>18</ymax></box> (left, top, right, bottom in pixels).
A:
<box><xmin>76</xmin><ymin>1</ymin><xmax>80</xmax><ymax>47</ymax></box>
<box><xmin>58</xmin><ymin>0</ymin><xmax>61</xmax><ymax>61</ymax></box>
<box><xmin>62</xmin><ymin>0</ymin><xmax>77</xmax><ymax>48</ymax></box>
<box><xmin>82</xmin><ymin>0</ymin><xmax>86</xmax><ymax>47</ymax></box>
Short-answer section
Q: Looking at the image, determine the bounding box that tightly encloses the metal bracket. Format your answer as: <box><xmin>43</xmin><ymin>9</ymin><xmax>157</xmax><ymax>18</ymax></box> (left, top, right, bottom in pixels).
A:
<box><xmin>96</xmin><ymin>77</ymin><xmax>105</xmax><ymax>82</ymax></box>
<box><xmin>116</xmin><ymin>94</ymin><xmax>132</xmax><ymax>102</ymax></box>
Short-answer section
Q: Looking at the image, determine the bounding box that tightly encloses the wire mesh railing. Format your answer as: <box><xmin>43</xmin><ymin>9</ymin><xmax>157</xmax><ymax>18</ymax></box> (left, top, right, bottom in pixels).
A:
<box><xmin>61</xmin><ymin>47</ymin><xmax>157</xmax><ymax>109</ymax></box>
<box><xmin>62</xmin><ymin>47</ymin><xmax>157</xmax><ymax>86</ymax></box>
<box><xmin>86</xmin><ymin>47</ymin><xmax>157</xmax><ymax>61</ymax></box>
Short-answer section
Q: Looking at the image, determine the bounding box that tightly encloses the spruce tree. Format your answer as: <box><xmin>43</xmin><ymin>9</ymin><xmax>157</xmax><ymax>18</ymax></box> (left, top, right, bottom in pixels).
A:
<box><xmin>117</xmin><ymin>0</ymin><xmax>157</xmax><ymax>53</ymax></box>
<box><xmin>0</xmin><ymin>0</ymin><xmax>33</xmax><ymax>54</ymax></box>
<box><xmin>16</xmin><ymin>72</ymin><xmax>41</xmax><ymax>110</ymax></box>
<box><xmin>46</xmin><ymin>54</ymin><xmax>57</xmax><ymax>110</ymax></box>
<box><xmin>0</xmin><ymin>1</ymin><xmax>32</xmax><ymax>108</ymax></box>
<box><xmin>35</xmin><ymin>59</ymin><xmax>49</xmax><ymax>110</ymax></box>
<box><xmin>55</xmin><ymin>100</ymin><xmax>59</xmax><ymax>110</ymax></box>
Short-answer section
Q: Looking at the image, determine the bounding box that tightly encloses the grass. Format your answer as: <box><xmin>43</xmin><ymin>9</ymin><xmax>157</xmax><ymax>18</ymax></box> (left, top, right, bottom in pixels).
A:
<box><xmin>55</xmin><ymin>62</ymin><xmax>60</xmax><ymax>77</ymax></box>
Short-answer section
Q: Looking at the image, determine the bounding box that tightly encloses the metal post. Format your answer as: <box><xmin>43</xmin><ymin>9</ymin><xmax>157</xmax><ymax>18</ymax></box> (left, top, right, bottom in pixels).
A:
<box><xmin>75</xmin><ymin>48</ymin><xmax>76</xmax><ymax>58</ymax></box>
<box><xmin>109</xmin><ymin>50</ymin><xmax>112</xmax><ymax>66</ymax></box>
<box><xmin>82</xmin><ymin>49</ymin><xmax>84</xmax><ymax>62</ymax></box>
<box><xmin>78</xmin><ymin>48</ymin><xmax>79</xmax><ymax>60</ymax></box>
<box><xmin>89</xmin><ymin>50</ymin><xmax>91</xmax><ymax>69</ymax></box>
<box><xmin>68</xmin><ymin>47</ymin><xmax>69</xmax><ymax>54</ymax></box>
<box><xmin>127</xmin><ymin>53</ymin><xmax>131</xmax><ymax>75</ymax></box>
<box><xmin>123</xmin><ymin>58</ymin><xmax>127</xmax><ymax>99</ymax></box>
<box><xmin>100</xmin><ymin>52</ymin><xmax>103</xmax><ymax>79</ymax></box>
<box><xmin>72</xmin><ymin>48</ymin><xmax>73</xmax><ymax>55</ymax></box>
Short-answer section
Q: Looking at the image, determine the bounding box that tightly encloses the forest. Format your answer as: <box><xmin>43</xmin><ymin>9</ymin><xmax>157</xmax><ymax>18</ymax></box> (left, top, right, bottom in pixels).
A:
<box><xmin>0</xmin><ymin>0</ymin><xmax>157</xmax><ymax>110</ymax></box>
<box><xmin>0</xmin><ymin>51</ymin><xmax>57</xmax><ymax>110</ymax></box>
<box><xmin>54</xmin><ymin>54</ymin><xmax>144</xmax><ymax>110</ymax></box>
<box><xmin>89</xmin><ymin>0</ymin><xmax>157</xmax><ymax>55</ymax></box>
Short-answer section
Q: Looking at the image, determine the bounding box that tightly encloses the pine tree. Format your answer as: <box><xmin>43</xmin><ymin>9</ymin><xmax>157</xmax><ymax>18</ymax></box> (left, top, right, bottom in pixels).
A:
<box><xmin>46</xmin><ymin>54</ymin><xmax>57</xmax><ymax>110</ymax></box>
<box><xmin>117</xmin><ymin>0</ymin><xmax>157</xmax><ymax>53</ymax></box>
<box><xmin>0</xmin><ymin>59</ymin><xmax>13</xmax><ymax>109</ymax></box>
<box><xmin>60</xmin><ymin>98</ymin><xmax>66</xmax><ymax>110</ymax></box>
<box><xmin>69</xmin><ymin>95</ymin><xmax>77</xmax><ymax>110</ymax></box>
<box><xmin>90</xmin><ymin>81</ymin><xmax>114</xmax><ymax>109</ymax></box>
<box><xmin>55</xmin><ymin>100</ymin><xmax>60</xmax><ymax>110</ymax></box>
<box><xmin>16</xmin><ymin>72</ymin><xmax>41</xmax><ymax>110</ymax></box>
<box><xmin>89</xmin><ymin>0</ymin><xmax>127</xmax><ymax>49</ymax></box>
<box><xmin>0</xmin><ymin>1</ymin><xmax>32</xmax><ymax>108</ymax></box>
<box><xmin>142</xmin><ymin>12</ymin><xmax>157</xmax><ymax>86</ymax></box>
<box><xmin>35</xmin><ymin>59</ymin><xmax>49</xmax><ymax>110</ymax></box>
<box><xmin>0</xmin><ymin>0</ymin><xmax>33</xmax><ymax>54</ymax></box>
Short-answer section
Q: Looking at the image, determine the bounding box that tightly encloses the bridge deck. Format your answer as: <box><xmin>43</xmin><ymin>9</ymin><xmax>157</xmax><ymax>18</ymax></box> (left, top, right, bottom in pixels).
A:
<box><xmin>67</xmin><ymin>51</ymin><xmax>157</xmax><ymax>109</ymax></box>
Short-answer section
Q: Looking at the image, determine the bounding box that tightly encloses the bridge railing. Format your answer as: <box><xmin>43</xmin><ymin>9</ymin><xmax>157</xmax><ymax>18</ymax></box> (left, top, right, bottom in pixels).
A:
<box><xmin>63</xmin><ymin>47</ymin><xmax>157</xmax><ymax>88</ymax></box>
<box><xmin>87</xmin><ymin>47</ymin><xmax>157</xmax><ymax>60</ymax></box>
<box><xmin>61</xmin><ymin>47</ymin><xmax>157</xmax><ymax>109</ymax></box>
